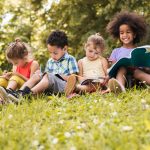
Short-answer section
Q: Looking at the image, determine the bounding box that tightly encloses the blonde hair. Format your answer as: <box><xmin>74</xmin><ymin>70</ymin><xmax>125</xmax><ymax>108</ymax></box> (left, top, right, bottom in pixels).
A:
<box><xmin>85</xmin><ymin>33</ymin><xmax>105</xmax><ymax>52</ymax></box>
<box><xmin>6</xmin><ymin>38</ymin><xmax>33</xmax><ymax>61</ymax></box>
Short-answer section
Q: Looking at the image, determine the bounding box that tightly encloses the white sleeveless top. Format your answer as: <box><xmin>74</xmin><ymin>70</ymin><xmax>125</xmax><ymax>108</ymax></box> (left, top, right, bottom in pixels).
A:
<box><xmin>81</xmin><ymin>57</ymin><xmax>105</xmax><ymax>78</ymax></box>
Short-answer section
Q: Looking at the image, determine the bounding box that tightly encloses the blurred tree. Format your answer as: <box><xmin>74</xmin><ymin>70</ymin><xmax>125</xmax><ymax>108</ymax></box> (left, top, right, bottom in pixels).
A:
<box><xmin>0</xmin><ymin>0</ymin><xmax>149</xmax><ymax>70</ymax></box>
<box><xmin>48</xmin><ymin>0</ymin><xmax>150</xmax><ymax>58</ymax></box>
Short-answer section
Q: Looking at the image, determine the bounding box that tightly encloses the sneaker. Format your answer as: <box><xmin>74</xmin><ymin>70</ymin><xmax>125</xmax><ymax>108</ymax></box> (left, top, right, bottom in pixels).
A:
<box><xmin>0</xmin><ymin>94</ymin><xmax>6</xmax><ymax>105</ymax></box>
<box><xmin>0</xmin><ymin>86</ymin><xmax>11</xmax><ymax>101</ymax></box>
<box><xmin>108</xmin><ymin>78</ymin><xmax>126</xmax><ymax>94</ymax></box>
<box><xmin>20</xmin><ymin>86</ymin><xmax>32</xmax><ymax>96</ymax></box>
<box><xmin>65</xmin><ymin>74</ymin><xmax>77</xmax><ymax>97</ymax></box>
<box><xmin>0</xmin><ymin>87</ymin><xmax>18</xmax><ymax>103</ymax></box>
<box><xmin>8</xmin><ymin>93</ymin><xmax>19</xmax><ymax>103</ymax></box>
<box><xmin>8</xmin><ymin>86</ymin><xmax>32</xmax><ymax>103</ymax></box>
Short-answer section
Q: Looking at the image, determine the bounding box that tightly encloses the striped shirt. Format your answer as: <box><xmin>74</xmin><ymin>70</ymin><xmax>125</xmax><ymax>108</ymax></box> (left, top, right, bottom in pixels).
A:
<box><xmin>45</xmin><ymin>52</ymin><xmax>79</xmax><ymax>75</ymax></box>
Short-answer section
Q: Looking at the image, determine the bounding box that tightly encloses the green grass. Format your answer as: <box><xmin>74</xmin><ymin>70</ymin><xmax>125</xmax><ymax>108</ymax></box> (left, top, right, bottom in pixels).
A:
<box><xmin>0</xmin><ymin>89</ymin><xmax>150</xmax><ymax>150</ymax></box>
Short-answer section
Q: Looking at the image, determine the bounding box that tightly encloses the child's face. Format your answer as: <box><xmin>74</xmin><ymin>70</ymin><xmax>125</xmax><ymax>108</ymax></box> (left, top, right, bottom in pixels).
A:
<box><xmin>85</xmin><ymin>42</ymin><xmax>101</xmax><ymax>61</ymax></box>
<box><xmin>47</xmin><ymin>44</ymin><xmax>66</xmax><ymax>61</ymax></box>
<box><xmin>119</xmin><ymin>24</ymin><xmax>135</xmax><ymax>47</ymax></box>
<box><xmin>9</xmin><ymin>58</ymin><xmax>27</xmax><ymax>67</ymax></box>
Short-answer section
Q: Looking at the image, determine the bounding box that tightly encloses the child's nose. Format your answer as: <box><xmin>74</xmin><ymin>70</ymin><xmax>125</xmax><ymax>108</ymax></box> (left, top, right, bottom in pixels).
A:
<box><xmin>91</xmin><ymin>52</ymin><xmax>95</xmax><ymax>57</ymax></box>
<box><xmin>123</xmin><ymin>33</ymin><xmax>127</xmax><ymax>36</ymax></box>
<box><xmin>92</xmin><ymin>52</ymin><xmax>95</xmax><ymax>56</ymax></box>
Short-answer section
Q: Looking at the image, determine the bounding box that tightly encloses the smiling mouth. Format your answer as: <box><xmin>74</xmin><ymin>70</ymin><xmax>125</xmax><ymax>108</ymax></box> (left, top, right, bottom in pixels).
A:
<box><xmin>123</xmin><ymin>38</ymin><xmax>128</xmax><ymax>40</ymax></box>
<box><xmin>122</xmin><ymin>39</ymin><xmax>129</xmax><ymax>42</ymax></box>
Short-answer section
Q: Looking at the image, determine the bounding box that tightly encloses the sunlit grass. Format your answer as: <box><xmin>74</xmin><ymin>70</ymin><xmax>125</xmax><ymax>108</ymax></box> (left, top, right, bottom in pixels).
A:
<box><xmin>0</xmin><ymin>89</ymin><xmax>150</xmax><ymax>150</ymax></box>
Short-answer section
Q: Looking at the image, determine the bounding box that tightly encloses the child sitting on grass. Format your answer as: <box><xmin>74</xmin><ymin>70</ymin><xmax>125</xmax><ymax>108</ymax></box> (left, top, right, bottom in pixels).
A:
<box><xmin>106</xmin><ymin>11</ymin><xmax>148</xmax><ymax>94</ymax></box>
<box><xmin>6</xmin><ymin>30</ymin><xmax>79</xmax><ymax>102</ymax></box>
<box><xmin>65</xmin><ymin>33</ymin><xmax>108</xmax><ymax>97</ymax></box>
<box><xmin>0</xmin><ymin>38</ymin><xmax>39</xmax><ymax>103</ymax></box>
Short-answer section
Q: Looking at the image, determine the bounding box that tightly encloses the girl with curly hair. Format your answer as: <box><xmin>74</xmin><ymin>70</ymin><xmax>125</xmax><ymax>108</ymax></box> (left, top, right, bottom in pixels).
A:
<box><xmin>106</xmin><ymin>11</ymin><xmax>148</xmax><ymax>93</ymax></box>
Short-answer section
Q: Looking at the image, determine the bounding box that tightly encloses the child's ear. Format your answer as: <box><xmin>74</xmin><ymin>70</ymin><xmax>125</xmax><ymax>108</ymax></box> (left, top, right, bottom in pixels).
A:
<box><xmin>63</xmin><ymin>46</ymin><xmax>68</xmax><ymax>51</ymax></box>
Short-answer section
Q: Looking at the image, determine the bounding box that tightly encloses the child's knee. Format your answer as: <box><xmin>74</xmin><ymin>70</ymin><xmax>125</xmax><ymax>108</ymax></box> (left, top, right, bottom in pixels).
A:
<box><xmin>9</xmin><ymin>75</ymin><xmax>25</xmax><ymax>88</ymax></box>
<box><xmin>133</xmin><ymin>69</ymin><xmax>143</xmax><ymax>79</ymax></box>
<box><xmin>41</xmin><ymin>74</ymin><xmax>49</xmax><ymax>84</ymax></box>
<box><xmin>118</xmin><ymin>67</ymin><xmax>127</xmax><ymax>74</ymax></box>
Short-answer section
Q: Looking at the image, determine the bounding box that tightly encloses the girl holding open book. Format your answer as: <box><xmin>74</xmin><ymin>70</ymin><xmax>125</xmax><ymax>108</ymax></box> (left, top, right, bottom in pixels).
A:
<box><xmin>106</xmin><ymin>11</ymin><xmax>148</xmax><ymax>93</ymax></box>
<box><xmin>65</xmin><ymin>33</ymin><xmax>108</xmax><ymax>97</ymax></box>
<box><xmin>0</xmin><ymin>38</ymin><xmax>39</xmax><ymax>103</ymax></box>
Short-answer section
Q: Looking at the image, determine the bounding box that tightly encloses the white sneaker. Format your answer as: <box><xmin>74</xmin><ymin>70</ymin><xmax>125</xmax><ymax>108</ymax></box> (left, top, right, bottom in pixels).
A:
<box><xmin>108</xmin><ymin>78</ymin><xmax>126</xmax><ymax>94</ymax></box>
<box><xmin>8</xmin><ymin>94</ymin><xmax>20</xmax><ymax>103</ymax></box>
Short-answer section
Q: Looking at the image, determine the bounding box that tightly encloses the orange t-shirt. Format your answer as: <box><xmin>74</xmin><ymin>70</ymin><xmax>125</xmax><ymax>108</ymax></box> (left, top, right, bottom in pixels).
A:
<box><xmin>16</xmin><ymin>60</ymin><xmax>33</xmax><ymax>79</ymax></box>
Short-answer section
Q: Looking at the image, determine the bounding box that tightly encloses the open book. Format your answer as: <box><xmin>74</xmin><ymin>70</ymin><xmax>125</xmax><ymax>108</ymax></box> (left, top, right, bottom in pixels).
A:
<box><xmin>108</xmin><ymin>45</ymin><xmax>150</xmax><ymax>78</ymax></box>
<box><xmin>80</xmin><ymin>77</ymin><xmax>105</xmax><ymax>85</ymax></box>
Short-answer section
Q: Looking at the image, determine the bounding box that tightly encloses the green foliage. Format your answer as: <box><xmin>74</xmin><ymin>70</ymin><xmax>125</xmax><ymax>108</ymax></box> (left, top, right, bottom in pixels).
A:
<box><xmin>0</xmin><ymin>0</ymin><xmax>149</xmax><ymax>68</ymax></box>
<box><xmin>0</xmin><ymin>89</ymin><xmax>150</xmax><ymax>149</ymax></box>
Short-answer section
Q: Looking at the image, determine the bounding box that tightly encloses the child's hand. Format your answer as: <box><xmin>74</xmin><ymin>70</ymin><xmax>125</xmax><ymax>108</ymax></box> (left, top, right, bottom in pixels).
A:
<box><xmin>2</xmin><ymin>70</ymin><xmax>8</xmax><ymax>75</ymax></box>
<box><xmin>101</xmin><ymin>76</ymin><xmax>109</xmax><ymax>86</ymax></box>
<box><xmin>142</xmin><ymin>67</ymin><xmax>150</xmax><ymax>74</ymax></box>
<box><xmin>2</xmin><ymin>71</ymin><xmax>12</xmax><ymax>80</ymax></box>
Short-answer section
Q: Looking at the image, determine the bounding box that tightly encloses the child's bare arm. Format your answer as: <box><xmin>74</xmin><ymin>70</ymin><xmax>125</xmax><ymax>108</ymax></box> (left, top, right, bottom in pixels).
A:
<box><xmin>30</xmin><ymin>60</ymin><xmax>40</xmax><ymax>77</ymax></box>
<box><xmin>108</xmin><ymin>60</ymin><xmax>116</xmax><ymax>67</ymax></box>
<box><xmin>78</xmin><ymin>59</ymin><xmax>83</xmax><ymax>76</ymax></box>
<box><xmin>77</xmin><ymin>59</ymin><xmax>85</xmax><ymax>82</ymax></box>
<box><xmin>101</xmin><ymin>57</ymin><xmax>109</xmax><ymax>76</ymax></box>
<box><xmin>100</xmin><ymin>57</ymin><xmax>109</xmax><ymax>85</ymax></box>
<box><xmin>12</xmin><ymin>65</ymin><xmax>17</xmax><ymax>72</ymax></box>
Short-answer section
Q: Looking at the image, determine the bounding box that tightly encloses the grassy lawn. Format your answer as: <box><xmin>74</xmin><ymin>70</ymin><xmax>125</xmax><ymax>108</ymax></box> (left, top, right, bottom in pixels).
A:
<box><xmin>0</xmin><ymin>89</ymin><xmax>150</xmax><ymax>150</ymax></box>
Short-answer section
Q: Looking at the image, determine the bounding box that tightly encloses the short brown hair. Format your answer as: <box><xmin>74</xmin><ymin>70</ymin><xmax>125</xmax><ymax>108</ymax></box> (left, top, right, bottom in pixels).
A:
<box><xmin>6</xmin><ymin>38</ymin><xmax>29</xmax><ymax>60</ymax></box>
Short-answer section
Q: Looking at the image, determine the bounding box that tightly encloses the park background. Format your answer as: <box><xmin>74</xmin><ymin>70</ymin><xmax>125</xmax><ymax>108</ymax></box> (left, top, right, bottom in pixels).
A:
<box><xmin>0</xmin><ymin>0</ymin><xmax>149</xmax><ymax>70</ymax></box>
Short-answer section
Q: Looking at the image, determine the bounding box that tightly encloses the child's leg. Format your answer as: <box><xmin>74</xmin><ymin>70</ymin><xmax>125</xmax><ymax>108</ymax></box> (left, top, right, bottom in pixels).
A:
<box><xmin>6</xmin><ymin>74</ymin><xmax>25</xmax><ymax>90</ymax></box>
<box><xmin>7</xmin><ymin>80</ymin><xmax>18</xmax><ymax>90</ymax></box>
<box><xmin>107</xmin><ymin>67</ymin><xmax>127</xmax><ymax>94</ymax></box>
<box><xmin>116</xmin><ymin>67</ymin><xmax>127</xmax><ymax>87</ymax></box>
<box><xmin>20</xmin><ymin>70</ymin><xmax>41</xmax><ymax>90</ymax></box>
<box><xmin>30</xmin><ymin>74</ymin><xmax>49</xmax><ymax>94</ymax></box>
<box><xmin>31</xmin><ymin>73</ymin><xmax>66</xmax><ymax>95</ymax></box>
<box><xmin>133</xmin><ymin>69</ymin><xmax>150</xmax><ymax>85</ymax></box>
<box><xmin>0</xmin><ymin>77</ymin><xmax>8</xmax><ymax>88</ymax></box>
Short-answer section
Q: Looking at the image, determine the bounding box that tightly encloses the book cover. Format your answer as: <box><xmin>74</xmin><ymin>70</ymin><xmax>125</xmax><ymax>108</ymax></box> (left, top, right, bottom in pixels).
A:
<box><xmin>108</xmin><ymin>45</ymin><xmax>150</xmax><ymax>78</ymax></box>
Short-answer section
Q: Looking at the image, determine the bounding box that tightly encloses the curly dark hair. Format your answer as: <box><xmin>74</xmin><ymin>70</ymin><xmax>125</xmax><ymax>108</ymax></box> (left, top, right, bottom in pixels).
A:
<box><xmin>47</xmin><ymin>30</ymin><xmax>68</xmax><ymax>48</ymax></box>
<box><xmin>106</xmin><ymin>11</ymin><xmax>147</xmax><ymax>44</ymax></box>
